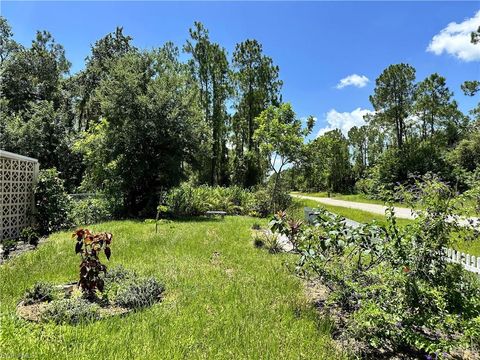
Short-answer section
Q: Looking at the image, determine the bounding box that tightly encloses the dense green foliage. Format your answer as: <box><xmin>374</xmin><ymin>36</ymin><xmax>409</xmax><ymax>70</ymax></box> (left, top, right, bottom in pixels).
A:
<box><xmin>34</xmin><ymin>168</ymin><xmax>71</xmax><ymax>235</ymax></box>
<box><xmin>280</xmin><ymin>179</ymin><xmax>480</xmax><ymax>356</ymax></box>
<box><xmin>0</xmin><ymin>17</ymin><xmax>312</xmax><ymax>218</ymax></box>
<box><xmin>22</xmin><ymin>281</ymin><xmax>54</xmax><ymax>305</ymax></box>
<box><xmin>163</xmin><ymin>183</ymin><xmax>291</xmax><ymax>217</ymax></box>
<box><xmin>69</xmin><ymin>197</ymin><xmax>113</xmax><ymax>226</ymax></box>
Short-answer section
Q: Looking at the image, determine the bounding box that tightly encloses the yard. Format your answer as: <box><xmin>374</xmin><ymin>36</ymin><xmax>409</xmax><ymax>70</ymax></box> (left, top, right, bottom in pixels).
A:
<box><xmin>0</xmin><ymin>217</ymin><xmax>342</xmax><ymax>360</ymax></box>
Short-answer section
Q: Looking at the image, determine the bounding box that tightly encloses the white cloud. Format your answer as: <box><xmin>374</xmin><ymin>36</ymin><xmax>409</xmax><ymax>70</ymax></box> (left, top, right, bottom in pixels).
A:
<box><xmin>427</xmin><ymin>10</ymin><xmax>480</xmax><ymax>62</ymax></box>
<box><xmin>317</xmin><ymin>108</ymin><xmax>373</xmax><ymax>137</ymax></box>
<box><xmin>336</xmin><ymin>74</ymin><xmax>369</xmax><ymax>89</ymax></box>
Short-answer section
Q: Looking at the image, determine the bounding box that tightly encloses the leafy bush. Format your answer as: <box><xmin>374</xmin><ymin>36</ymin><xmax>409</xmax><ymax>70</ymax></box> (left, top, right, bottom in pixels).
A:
<box><xmin>73</xmin><ymin>229</ymin><xmax>112</xmax><ymax>297</ymax></box>
<box><xmin>0</xmin><ymin>238</ymin><xmax>17</xmax><ymax>258</ymax></box>
<box><xmin>23</xmin><ymin>281</ymin><xmax>54</xmax><ymax>305</ymax></box>
<box><xmin>42</xmin><ymin>298</ymin><xmax>100</xmax><ymax>325</ymax></box>
<box><xmin>69</xmin><ymin>196</ymin><xmax>112</xmax><ymax>226</ymax></box>
<box><xmin>20</xmin><ymin>226</ymin><xmax>40</xmax><ymax>246</ymax></box>
<box><xmin>114</xmin><ymin>277</ymin><xmax>164</xmax><ymax>309</ymax></box>
<box><xmin>294</xmin><ymin>177</ymin><xmax>480</xmax><ymax>356</ymax></box>
<box><xmin>354</xmin><ymin>177</ymin><xmax>375</xmax><ymax>195</ymax></box>
<box><xmin>104</xmin><ymin>265</ymin><xmax>134</xmax><ymax>284</ymax></box>
<box><xmin>164</xmin><ymin>183</ymin><xmax>289</xmax><ymax>218</ymax></box>
<box><xmin>34</xmin><ymin>168</ymin><xmax>71</xmax><ymax>235</ymax></box>
<box><xmin>255</xmin><ymin>182</ymin><xmax>293</xmax><ymax>216</ymax></box>
<box><xmin>250</xmin><ymin>188</ymin><xmax>271</xmax><ymax>217</ymax></box>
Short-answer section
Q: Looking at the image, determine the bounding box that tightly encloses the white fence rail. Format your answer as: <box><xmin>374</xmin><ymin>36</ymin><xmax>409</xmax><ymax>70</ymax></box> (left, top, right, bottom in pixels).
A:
<box><xmin>445</xmin><ymin>248</ymin><xmax>480</xmax><ymax>274</ymax></box>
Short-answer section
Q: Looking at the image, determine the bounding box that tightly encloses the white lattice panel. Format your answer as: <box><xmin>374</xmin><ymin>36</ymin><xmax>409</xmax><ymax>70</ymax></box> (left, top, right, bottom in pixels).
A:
<box><xmin>0</xmin><ymin>151</ymin><xmax>39</xmax><ymax>241</ymax></box>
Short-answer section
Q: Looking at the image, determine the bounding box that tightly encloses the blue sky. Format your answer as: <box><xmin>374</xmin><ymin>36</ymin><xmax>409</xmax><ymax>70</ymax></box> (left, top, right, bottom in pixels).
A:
<box><xmin>2</xmin><ymin>1</ymin><xmax>479</xmax><ymax>138</ymax></box>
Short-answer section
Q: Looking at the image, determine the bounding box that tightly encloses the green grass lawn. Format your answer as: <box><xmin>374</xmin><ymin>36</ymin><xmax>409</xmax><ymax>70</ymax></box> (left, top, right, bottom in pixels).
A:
<box><xmin>0</xmin><ymin>217</ymin><xmax>343</xmax><ymax>360</ymax></box>
<box><xmin>292</xmin><ymin>191</ymin><xmax>407</xmax><ymax>208</ymax></box>
<box><xmin>451</xmin><ymin>229</ymin><xmax>480</xmax><ymax>257</ymax></box>
<box><xmin>289</xmin><ymin>198</ymin><xmax>412</xmax><ymax>228</ymax></box>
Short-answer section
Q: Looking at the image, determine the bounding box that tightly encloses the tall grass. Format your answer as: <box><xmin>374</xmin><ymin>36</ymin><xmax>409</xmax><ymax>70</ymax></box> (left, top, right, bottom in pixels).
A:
<box><xmin>0</xmin><ymin>217</ymin><xmax>342</xmax><ymax>359</ymax></box>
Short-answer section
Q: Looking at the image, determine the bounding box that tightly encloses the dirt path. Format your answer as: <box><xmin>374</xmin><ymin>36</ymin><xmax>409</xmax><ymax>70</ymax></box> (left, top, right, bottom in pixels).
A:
<box><xmin>292</xmin><ymin>194</ymin><xmax>415</xmax><ymax>219</ymax></box>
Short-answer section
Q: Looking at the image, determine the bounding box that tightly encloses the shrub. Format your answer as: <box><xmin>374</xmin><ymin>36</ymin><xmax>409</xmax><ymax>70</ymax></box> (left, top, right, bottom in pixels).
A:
<box><xmin>23</xmin><ymin>281</ymin><xmax>54</xmax><ymax>305</ymax></box>
<box><xmin>253</xmin><ymin>236</ymin><xmax>265</xmax><ymax>248</ymax></box>
<box><xmin>250</xmin><ymin>188</ymin><xmax>271</xmax><ymax>217</ymax></box>
<box><xmin>34</xmin><ymin>168</ymin><xmax>71</xmax><ymax>235</ymax></box>
<box><xmin>104</xmin><ymin>265</ymin><xmax>134</xmax><ymax>284</ymax></box>
<box><xmin>20</xmin><ymin>226</ymin><xmax>40</xmax><ymax>246</ymax></box>
<box><xmin>42</xmin><ymin>298</ymin><xmax>100</xmax><ymax>325</ymax></box>
<box><xmin>164</xmin><ymin>183</ymin><xmax>291</xmax><ymax>218</ymax></box>
<box><xmin>73</xmin><ymin>229</ymin><xmax>112</xmax><ymax>297</ymax></box>
<box><xmin>114</xmin><ymin>277</ymin><xmax>164</xmax><ymax>309</ymax></box>
<box><xmin>69</xmin><ymin>196</ymin><xmax>112</xmax><ymax>226</ymax></box>
<box><xmin>165</xmin><ymin>183</ymin><xmax>210</xmax><ymax>216</ymax></box>
<box><xmin>354</xmin><ymin>178</ymin><xmax>375</xmax><ymax>195</ymax></box>
<box><xmin>251</xmin><ymin>222</ymin><xmax>261</xmax><ymax>230</ymax></box>
<box><xmin>0</xmin><ymin>238</ymin><xmax>17</xmax><ymax>258</ymax></box>
<box><xmin>294</xmin><ymin>177</ymin><xmax>480</xmax><ymax>356</ymax></box>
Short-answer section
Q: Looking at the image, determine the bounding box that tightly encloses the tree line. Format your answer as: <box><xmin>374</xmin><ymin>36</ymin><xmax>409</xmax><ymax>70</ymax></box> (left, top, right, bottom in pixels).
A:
<box><xmin>1</xmin><ymin>16</ymin><xmax>479</xmax><ymax>216</ymax></box>
<box><xmin>289</xmin><ymin>54</ymin><xmax>480</xmax><ymax>196</ymax></box>
<box><xmin>0</xmin><ymin>18</ymin><xmax>303</xmax><ymax>216</ymax></box>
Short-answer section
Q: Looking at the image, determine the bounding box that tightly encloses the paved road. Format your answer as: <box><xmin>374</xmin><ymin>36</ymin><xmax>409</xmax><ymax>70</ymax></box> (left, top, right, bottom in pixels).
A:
<box><xmin>292</xmin><ymin>194</ymin><xmax>415</xmax><ymax>219</ymax></box>
<box><xmin>292</xmin><ymin>194</ymin><xmax>480</xmax><ymax>228</ymax></box>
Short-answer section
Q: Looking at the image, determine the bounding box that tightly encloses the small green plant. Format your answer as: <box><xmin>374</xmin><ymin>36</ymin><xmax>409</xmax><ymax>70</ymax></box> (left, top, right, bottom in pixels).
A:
<box><xmin>20</xmin><ymin>226</ymin><xmax>40</xmax><ymax>247</ymax></box>
<box><xmin>263</xmin><ymin>232</ymin><xmax>281</xmax><ymax>254</ymax></box>
<box><xmin>23</xmin><ymin>281</ymin><xmax>54</xmax><ymax>305</ymax></box>
<box><xmin>73</xmin><ymin>229</ymin><xmax>112</xmax><ymax>298</ymax></box>
<box><xmin>156</xmin><ymin>204</ymin><xmax>169</xmax><ymax>233</ymax></box>
<box><xmin>104</xmin><ymin>265</ymin><xmax>134</xmax><ymax>284</ymax></box>
<box><xmin>253</xmin><ymin>234</ymin><xmax>265</xmax><ymax>248</ymax></box>
<box><xmin>1</xmin><ymin>238</ymin><xmax>17</xmax><ymax>258</ymax></box>
<box><xmin>114</xmin><ymin>277</ymin><xmax>164</xmax><ymax>309</ymax></box>
<box><xmin>42</xmin><ymin>298</ymin><xmax>100</xmax><ymax>325</ymax></box>
<box><xmin>269</xmin><ymin>211</ymin><xmax>304</xmax><ymax>251</ymax></box>
<box><xmin>269</xmin><ymin>210</ymin><xmax>288</xmax><ymax>234</ymax></box>
<box><xmin>251</xmin><ymin>222</ymin><xmax>261</xmax><ymax>230</ymax></box>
